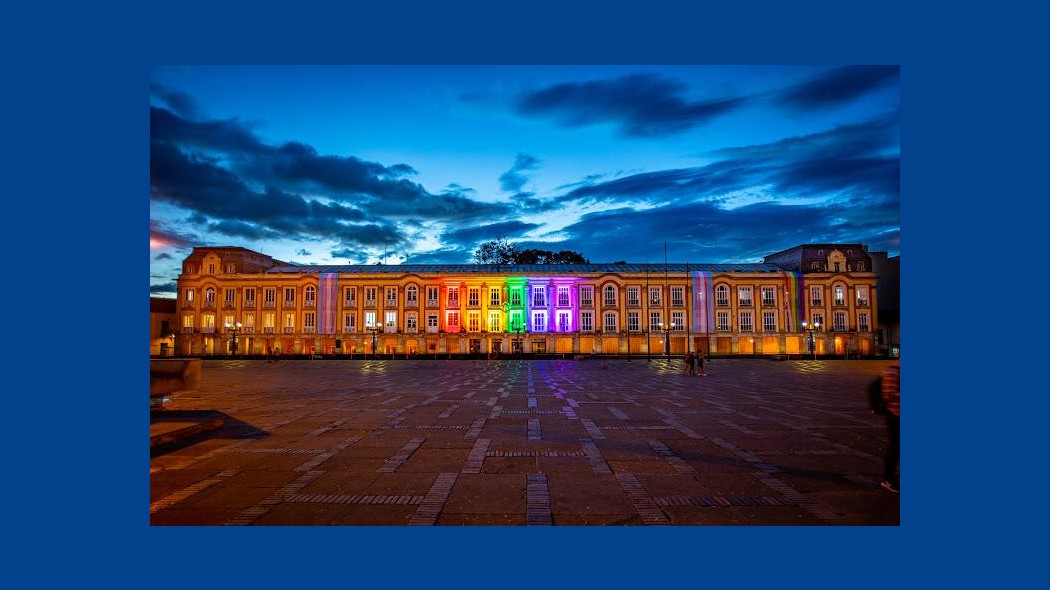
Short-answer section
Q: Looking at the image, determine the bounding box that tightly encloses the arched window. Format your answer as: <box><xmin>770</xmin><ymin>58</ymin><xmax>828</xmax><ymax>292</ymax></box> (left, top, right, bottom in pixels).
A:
<box><xmin>716</xmin><ymin>285</ymin><xmax>729</xmax><ymax>306</ymax></box>
<box><xmin>603</xmin><ymin>285</ymin><xmax>617</xmax><ymax>306</ymax></box>
<box><xmin>205</xmin><ymin>288</ymin><xmax>215</xmax><ymax>304</ymax></box>
<box><xmin>406</xmin><ymin>285</ymin><xmax>418</xmax><ymax>306</ymax></box>
<box><xmin>305</xmin><ymin>286</ymin><xmax>316</xmax><ymax>305</ymax></box>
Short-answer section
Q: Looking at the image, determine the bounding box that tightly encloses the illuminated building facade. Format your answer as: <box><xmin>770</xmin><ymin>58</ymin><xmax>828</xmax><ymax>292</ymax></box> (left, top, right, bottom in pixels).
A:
<box><xmin>169</xmin><ymin>244</ymin><xmax>880</xmax><ymax>358</ymax></box>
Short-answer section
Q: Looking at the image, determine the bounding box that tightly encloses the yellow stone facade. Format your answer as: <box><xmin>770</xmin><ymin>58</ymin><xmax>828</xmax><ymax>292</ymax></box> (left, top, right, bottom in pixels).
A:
<box><xmin>169</xmin><ymin>246</ymin><xmax>878</xmax><ymax>358</ymax></box>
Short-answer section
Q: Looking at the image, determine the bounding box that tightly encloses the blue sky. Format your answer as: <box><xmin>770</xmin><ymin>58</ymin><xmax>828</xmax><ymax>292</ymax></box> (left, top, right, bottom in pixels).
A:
<box><xmin>149</xmin><ymin>65</ymin><xmax>899</xmax><ymax>295</ymax></box>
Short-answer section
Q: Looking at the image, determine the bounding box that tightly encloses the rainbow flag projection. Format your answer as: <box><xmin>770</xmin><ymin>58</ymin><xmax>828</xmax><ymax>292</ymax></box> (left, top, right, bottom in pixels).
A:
<box><xmin>692</xmin><ymin>271</ymin><xmax>714</xmax><ymax>333</ymax></box>
<box><xmin>318</xmin><ymin>272</ymin><xmax>339</xmax><ymax>334</ymax></box>
<box><xmin>782</xmin><ymin>271</ymin><xmax>804</xmax><ymax>332</ymax></box>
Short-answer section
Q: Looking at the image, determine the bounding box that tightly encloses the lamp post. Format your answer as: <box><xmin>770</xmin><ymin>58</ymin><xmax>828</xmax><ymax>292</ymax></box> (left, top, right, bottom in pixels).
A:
<box><xmin>166</xmin><ymin>332</ymin><xmax>176</xmax><ymax>357</ymax></box>
<box><xmin>224</xmin><ymin>321</ymin><xmax>242</xmax><ymax>356</ymax></box>
<box><xmin>367</xmin><ymin>323</ymin><xmax>381</xmax><ymax>358</ymax></box>
<box><xmin>659</xmin><ymin>320</ymin><xmax>676</xmax><ymax>363</ymax></box>
<box><xmin>802</xmin><ymin>320</ymin><xmax>820</xmax><ymax>359</ymax></box>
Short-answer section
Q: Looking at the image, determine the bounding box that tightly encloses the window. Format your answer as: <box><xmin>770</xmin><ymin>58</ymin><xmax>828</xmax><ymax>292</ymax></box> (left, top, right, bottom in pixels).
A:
<box><xmin>858</xmin><ymin>312</ymin><xmax>870</xmax><ymax>332</ymax></box>
<box><xmin>182</xmin><ymin>314</ymin><xmax>194</xmax><ymax>329</ymax></box>
<box><xmin>856</xmin><ymin>261</ymin><xmax>866</xmax><ymax>271</ymax></box>
<box><xmin>716</xmin><ymin>285</ymin><xmax>729</xmax><ymax>307</ymax></box>
<box><xmin>467</xmin><ymin>288</ymin><xmax>479</xmax><ymax>307</ymax></box>
<box><xmin>671</xmin><ymin>286</ymin><xmax>685</xmax><ymax>307</ymax></box>
<box><xmin>834</xmin><ymin>312</ymin><xmax>847</xmax><ymax>331</ymax></box>
<box><xmin>717</xmin><ymin>311</ymin><xmax>730</xmax><ymax>332</ymax></box>
<box><xmin>208</xmin><ymin>263</ymin><xmax>215</xmax><ymax>274</ymax></box>
<box><xmin>532</xmin><ymin>286</ymin><xmax>546</xmax><ymax>307</ymax></box>
<box><xmin>581</xmin><ymin>311</ymin><xmax>593</xmax><ymax>332</ymax></box>
<box><xmin>532</xmin><ymin>311</ymin><xmax>546</xmax><ymax>332</ymax></box>
<box><xmin>244</xmin><ymin>288</ymin><xmax>256</xmax><ymax>306</ymax></box>
<box><xmin>243</xmin><ymin>313</ymin><xmax>254</xmax><ymax>330</ymax></box>
<box><xmin>510</xmin><ymin>311</ymin><xmax>525</xmax><ymax>332</ymax></box>
<box><xmin>365</xmin><ymin>287</ymin><xmax>377</xmax><ymax>306</ymax></box>
<box><xmin>810</xmin><ymin>286</ymin><xmax>823</xmax><ymax>306</ymax></box>
<box><xmin>344</xmin><ymin>287</ymin><xmax>356</xmax><ymax>306</ymax></box>
<box><xmin>304</xmin><ymin>312</ymin><xmax>316</xmax><ymax>332</ymax></box>
<box><xmin>763</xmin><ymin>311</ymin><xmax>776</xmax><ymax>332</ymax></box>
<box><xmin>580</xmin><ymin>286</ymin><xmax>594</xmax><ymax>307</ymax></box>
<box><xmin>671</xmin><ymin>312</ymin><xmax>684</xmax><ymax>331</ymax></box>
<box><xmin>264</xmin><ymin>312</ymin><xmax>275</xmax><ymax>332</ymax></box>
<box><xmin>223</xmin><ymin>314</ymin><xmax>234</xmax><ymax>329</ymax></box>
<box><xmin>426</xmin><ymin>286</ymin><xmax>438</xmax><ymax>307</ymax></box>
<box><xmin>224</xmin><ymin>288</ymin><xmax>235</xmax><ymax>305</ymax></box>
<box><xmin>739</xmin><ymin>311</ymin><xmax>753</xmax><ymax>333</ymax></box>
<box><xmin>649</xmin><ymin>311</ymin><xmax>662</xmax><ymax>330</ymax></box>
<box><xmin>284</xmin><ymin>313</ymin><xmax>295</xmax><ymax>331</ymax></box>
<box><xmin>344</xmin><ymin>313</ymin><xmax>356</xmax><ymax>333</ymax></box>
<box><xmin>468</xmin><ymin>312</ymin><xmax>480</xmax><ymax>332</ymax></box>
<box><xmin>446</xmin><ymin>311</ymin><xmax>460</xmax><ymax>329</ymax></box>
<box><xmin>834</xmin><ymin>262</ymin><xmax>841</xmax><ymax>272</ymax></box>
<box><xmin>558</xmin><ymin>311</ymin><xmax>571</xmax><ymax>332</ymax></box>
<box><xmin>627</xmin><ymin>286</ymin><xmax>640</xmax><ymax>306</ymax></box>
<box><xmin>488</xmin><ymin>312</ymin><xmax>501</xmax><ymax>332</ymax></box>
<box><xmin>385</xmin><ymin>311</ymin><xmax>397</xmax><ymax>331</ymax></box>
<box><xmin>406</xmin><ymin>285</ymin><xmax>418</xmax><ymax>307</ymax></box>
<box><xmin>490</xmin><ymin>287</ymin><xmax>501</xmax><ymax>307</ymax></box>
<box><xmin>603</xmin><ymin>313</ymin><xmax>618</xmax><ymax>333</ymax></box>
<box><xmin>205</xmin><ymin>288</ymin><xmax>216</xmax><ymax>304</ymax></box>
<box><xmin>184</xmin><ymin>288</ymin><xmax>194</xmax><ymax>304</ymax></box>
<box><xmin>603</xmin><ymin>285</ymin><xmax>617</xmax><ymax>306</ymax></box>
<box><xmin>856</xmin><ymin>286</ymin><xmax>869</xmax><ymax>306</ymax></box>
<box><xmin>557</xmin><ymin>286</ymin><xmax>570</xmax><ymax>307</ymax></box>
<box><xmin>738</xmin><ymin>286</ymin><xmax>752</xmax><ymax>307</ymax></box>
<box><xmin>364</xmin><ymin>311</ymin><xmax>377</xmax><ymax>329</ymax></box>
<box><xmin>203</xmin><ymin>315</ymin><xmax>215</xmax><ymax>332</ymax></box>
<box><xmin>386</xmin><ymin>287</ymin><xmax>398</xmax><ymax>307</ymax></box>
<box><xmin>406</xmin><ymin>313</ymin><xmax>418</xmax><ymax>332</ymax></box>
<box><xmin>627</xmin><ymin>311</ymin><xmax>639</xmax><ymax>332</ymax></box>
<box><xmin>447</xmin><ymin>287</ymin><xmax>460</xmax><ymax>307</ymax></box>
<box><xmin>761</xmin><ymin>286</ymin><xmax>776</xmax><ymax>306</ymax></box>
<box><xmin>811</xmin><ymin>261</ymin><xmax>821</xmax><ymax>271</ymax></box>
<box><xmin>284</xmin><ymin>287</ymin><xmax>295</xmax><ymax>306</ymax></box>
<box><xmin>225</xmin><ymin>264</ymin><xmax>235</xmax><ymax>274</ymax></box>
<box><xmin>834</xmin><ymin>286</ymin><xmax>845</xmax><ymax>306</ymax></box>
<box><xmin>426</xmin><ymin>314</ymin><xmax>439</xmax><ymax>332</ymax></box>
<box><xmin>813</xmin><ymin>312</ymin><xmax>824</xmax><ymax>328</ymax></box>
<box><xmin>305</xmin><ymin>286</ymin><xmax>316</xmax><ymax>306</ymax></box>
<box><xmin>511</xmin><ymin>287</ymin><xmax>522</xmax><ymax>307</ymax></box>
<box><xmin>649</xmin><ymin>287</ymin><xmax>661</xmax><ymax>306</ymax></box>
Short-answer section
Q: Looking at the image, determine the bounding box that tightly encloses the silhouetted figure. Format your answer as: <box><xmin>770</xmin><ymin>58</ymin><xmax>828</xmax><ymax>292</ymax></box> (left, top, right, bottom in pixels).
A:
<box><xmin>879</xmin><ymin>364</ymin><xmax>900</xmax><ymax>493</ymax></box>
<box><xmin>697</xmin><ymin>349</ymin><xmax>707</xmax><ymax>376</ymax></box>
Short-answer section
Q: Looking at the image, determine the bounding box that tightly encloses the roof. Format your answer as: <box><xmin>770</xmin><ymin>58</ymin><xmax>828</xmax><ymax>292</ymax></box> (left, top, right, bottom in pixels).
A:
<box><xmin>150</xmin><ymin>297</ymin><xmax>177</xmax><ymax>313</ymax></box>
<box><xmin>264</xmin><ymin>263</ymin><xmax>783</xmax><ymax>275</ymax></box>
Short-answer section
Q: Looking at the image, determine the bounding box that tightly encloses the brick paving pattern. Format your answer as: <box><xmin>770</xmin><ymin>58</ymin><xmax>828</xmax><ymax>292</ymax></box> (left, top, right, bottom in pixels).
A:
<box><xmin>150</xmin><ymin>358</ymin><xmax>901</xmax><ymax>526</ymax></box>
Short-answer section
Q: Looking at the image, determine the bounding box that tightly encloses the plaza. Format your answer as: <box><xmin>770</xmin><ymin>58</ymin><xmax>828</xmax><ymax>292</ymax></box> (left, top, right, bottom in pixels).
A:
<box><xmin>150</xmin><ymin>358</ymin><xmax>900</xmax><ymax>526</ymax></box>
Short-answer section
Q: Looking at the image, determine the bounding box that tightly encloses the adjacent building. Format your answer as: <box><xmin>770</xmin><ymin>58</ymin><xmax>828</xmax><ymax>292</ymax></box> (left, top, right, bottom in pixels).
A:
<box><xmin>167</xmin><ymin>244</ymin><xmax>882</xmax><ymax>358</ymax></box>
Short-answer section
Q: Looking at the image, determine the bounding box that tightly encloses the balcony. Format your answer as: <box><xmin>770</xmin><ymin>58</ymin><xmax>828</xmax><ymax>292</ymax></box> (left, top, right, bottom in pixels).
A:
<box><xmin>581</xmin><ymin>299</ymin><xmax>594</xmax><ymax>307</ymax></box>
<box><xmin>182</xmin><ymin>327</ymin><xmax>195</xmax><ymax>334</ymax></box>
<box><xmin>672</xmin><ymin>300</ymin><xmax>685</xmax><ymax>307</ymax></box>
<box><xmin>244</xmin><ymin>300</ymin><xmax>256</xmax><ymax>309</ymax></box>
<box><xmin>263</xmin><ymin>327</ymin><xmax>275</xmax><ymax>333</ymax></box>
<box><xmin>739</xmin><ymin>300</ymin><xmax>753</xmax><ymax>307</ymax></box>
<box><xmin>834</xmin><ymin>300</ymin><xmax>846</xmax><ymax>307</ymax></box>
<box><xmin>627</xmin><ymin>299</ymin><xmax>640</xmax><ymax>307</ymax></box>
<box><xmin>304</xmin><ymin>300</ymin><xmax>316</xmax><ymax>308</ymax></box>
<box><xmin>201</xmin><ymin>326</ymin><xmax>215</xmax><ymax>334</ymax></box>
<box><xmin>283</xmin><ymin>300</ymin><xmax>295</xmax><ymax>308</ymax></box>
<box><xmin>761</xmin><ymin>300</ymin><xmax>776</xmax><ymax>307</ymax></box>
<box><xmin>406</xmin><ymin>300</ymin><xmax>418</xmax><ymax>308</ymax></box>
<box><xmin>203</xmin><ymin>301</ymin><xmax>216</xmax><ymax>309</ymax></box>
<box><xmin>223</xmin><ymin>301</ymin><xmax>236</xmax><ymax>309</ymax></box>
<box><xmin>857</xmin><ymin>300</ymin><xmax>869</xmax><ymax>307</ymax></box>
<box><xmin>284</xmin><ymin>327</ymin><xmax>295</xmax><ymax>333</ymax></box>
<box><xmin>426</xmin><ymin>300</ymin><xmax>439</xmax><ymax>308</ymax></box>
<box><xmin>242</xmin><ymin>326</ymin><xmax>254</xmax><ymax>334</ymax></box>
<box><xmin>811</xmin><ymin>300</ymin><xmax>823</xmax><ymax>307</ymax></box>
<box><xmin>263</xmin><ymin>301</ymin><xmax>275</xmax><ymax>309</ymax></box>
<box><xmin>365</xmin><ymin>300</ymin><xmax>377</xmax><ymax>308</ymax></box>
<box><xmin>716</xmin><ymin>300</ymin><xmax>729</xmax><ymax>307</ymax></box>
<box><xmin>303</xmin><ymin>326</ymin><xmax>316</xmax><ymax>333</ymax></box>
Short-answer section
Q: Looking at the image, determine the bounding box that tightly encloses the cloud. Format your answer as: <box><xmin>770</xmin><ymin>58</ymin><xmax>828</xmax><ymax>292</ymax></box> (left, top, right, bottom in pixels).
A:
<box><xmin>150</xmin><ymin>281</ymin><xmax>178</xmax><ymax>295</ymax></box>
<box><xmin>499</xmin><ymin>154</ymin><xmax>541</xmax><ymax>193</ymax></box>
<box><xmin>777</xmin><ymin>65</ymin><xmax>899</xmax><ymax>111</ymax></box>
<box><xmin>516</xmin><ymin>74</ymin><xmax>749</xmax><ymax>137</ymax></box>
<box><xmin>150</xmin><ymin>105</ymin><xmax>514</xmax><ymax>249</ymax></box>
<box><xmin>402</xmin><ymin>247</ymin><xmax>472</xmax><ymax>264</ymax></box>
<box><xmin>153</xmin><ymin>253</ymin><xmax>173</xmax><ymax>261</ymax></box>
<box><xmin>150</xmin><ymin>219</ymin><xmax>197</xmax><ymax>249</ymax></box>
<box><xmin>296</xmin><ymin>249</ymin><xmax>311</xmax><ymax>256</ymax></box>
<box><xmin>440</xmin><ymin>220</ymin><xmax>542</xmax><ymax>248</ymax></box>
<box><xmin>150</xmin><ymin>83</ymin><xmax>200</xmax><ymax>118</ymax></box>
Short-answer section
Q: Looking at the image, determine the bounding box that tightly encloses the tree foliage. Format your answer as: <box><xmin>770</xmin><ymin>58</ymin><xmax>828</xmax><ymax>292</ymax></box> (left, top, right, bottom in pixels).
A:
<box><xmin>472</xmin><ymin>239</ymin><xmax>590</xmax><ymax>265</ymax></box>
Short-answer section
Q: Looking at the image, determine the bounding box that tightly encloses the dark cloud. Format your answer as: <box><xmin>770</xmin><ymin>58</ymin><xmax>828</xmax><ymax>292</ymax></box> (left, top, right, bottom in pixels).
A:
<box><xmin>296</xmin><ymin>249</ymin><xmax>311</xmax><ymax>256</ymax></box>
<box><xmin>778</xmin><ymin>65</ymin><xmax>899</xmax><ymax>111</ymax></box>
<box><xmin>523</xmin><ymin>198</ymin><xmax>899</xmax><ymax>264</ymax></box>
<box><xmin>150</xmin><ymin>105</ymin><xmax>514</xmax><ymax>248</ymax></box>
<box><xmin>150</xmin><ymin>83</ymin><xmax>199</xmax><ymax>118</ymax></box>
<box><xmin>150</xmin><ymin>219</ymin><xmax>197</xmax><ymax>249</ymax></box>
<box><xmin>517</xmin><ymin>74</ymin><xmax>750</xmax><ymax>137</ymax></box>
<box><xmin>440</xmin><ymin>220</ymin><xmax>541</xmax><ymax>247</ymax></box>
<box><xmin>153</xmin><ymin>253</ymin><xmax>173</xmax><ymax>261</ymax></box>
<box><xmin>402</xmin><ymin>248</ymin><xmax>472</xmax><ymax>264</ymax></box>
<box><xmin>150</xmin><ymin>281</ymin><xmax>178</xmax><ymax>295</ymax></box>
<box><xmin>330</xmin><ymin>248</ymin><xmax>370</xmax><ymax>264</ymax></box>
<box><xmin>558</xmin><ymin>113</ymin><xmax>899</xmax><ymax>206</ymax></box>
<box><xmin>499</xmin><ymin>154</ymin><xmax>541</xmax><ymax>193</ymax></box>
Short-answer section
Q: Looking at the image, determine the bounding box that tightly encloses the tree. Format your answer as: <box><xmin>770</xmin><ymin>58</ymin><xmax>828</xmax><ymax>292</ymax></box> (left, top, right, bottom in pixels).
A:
<box><xmin>473</xmin><ymin>239</ymin><xmax>518</xmax><ymax>265</ymax></box>
<box><xmin>473</xmin><ymin>240</ymin><xmax>591</xmax><ymax>265</ymax></box>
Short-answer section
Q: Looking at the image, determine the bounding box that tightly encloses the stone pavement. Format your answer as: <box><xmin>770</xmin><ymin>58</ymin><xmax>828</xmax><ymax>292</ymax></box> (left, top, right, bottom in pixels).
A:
<box><xmin>149</xmin><ymin>358</ymin><xmax>900</xmax><ymax>526</ymax></box>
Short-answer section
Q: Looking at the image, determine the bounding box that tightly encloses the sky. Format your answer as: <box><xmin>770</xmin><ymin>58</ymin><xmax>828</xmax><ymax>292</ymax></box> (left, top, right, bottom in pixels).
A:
<box><xmin>149</xmin><ymin>65</ymin><xmax>900</xmax><ymax>296</ymax></box>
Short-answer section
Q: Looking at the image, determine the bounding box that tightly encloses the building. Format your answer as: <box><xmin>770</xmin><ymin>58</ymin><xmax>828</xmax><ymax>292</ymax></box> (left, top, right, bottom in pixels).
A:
<box><xmin>169</xmin><ymin>244</ymin><xmax>880</xmax><ymax>358</ymax></box>
<box><xmin>150</xmin><ymin>296</ymin><xmax>178</xmax><ymax>356</ymax></box>
<box><xmin>869</xmin><ymin>250</ymin><xmax>900</xmax><ymax>357</ymax></box>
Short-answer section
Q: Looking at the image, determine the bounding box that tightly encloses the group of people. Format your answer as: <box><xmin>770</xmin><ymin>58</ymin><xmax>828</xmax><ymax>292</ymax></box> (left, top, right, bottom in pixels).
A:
<box><xmin>266</xmin><ymin>346</ymin><xmax>281</xmax><ymax>363</ymax></box>
<box><xmin>682</xmin><ymin>350</ymin><xmax>707</xmax><ymax>377</ymax></box>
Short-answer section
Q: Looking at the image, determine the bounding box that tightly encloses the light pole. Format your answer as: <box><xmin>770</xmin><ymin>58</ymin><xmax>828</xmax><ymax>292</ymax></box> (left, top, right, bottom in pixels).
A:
<box><xmin>367</xmin><ymin>323</ymin><xmax>380</xmax><ymax>358</ymax></box>
<box><xmin>224</xmin><ymin>321</ymin><xmax>242</xmax><ymax>356</ymax></box>
<box><xmin>802</xmin><ymin>320</ymin><xmax>820</xmax><ymax>359</ymax></box>
<box><xmin>166</xmin><ymin>332</ymin><xmax>176</xmax><ymax>357</ymax></box>
<box><xmin>658</xmin><ymin>320</ymin><xmax>676</xmax><ymax>363</ymax></box>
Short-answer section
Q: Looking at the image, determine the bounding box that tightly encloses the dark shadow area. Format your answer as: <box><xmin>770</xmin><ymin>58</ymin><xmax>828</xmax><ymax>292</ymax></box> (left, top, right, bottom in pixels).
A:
<box><xmin>150</xmin><ymin>410</ymin><xmax>269</xmax><ymax>457</ymax></box>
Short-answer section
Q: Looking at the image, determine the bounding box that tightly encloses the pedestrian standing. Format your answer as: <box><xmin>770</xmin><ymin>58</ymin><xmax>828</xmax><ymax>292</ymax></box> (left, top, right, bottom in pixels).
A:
<box><xmin>697</xmin><ymin>349</ymin><xmax>707</xmax><ymax>377</ymax></box>
<box><xmin>880</xmin><ymin>363</ymin><xmax>900</xmax><ymax>493</ymax></box>
<box><xmin>274</xmin><ymin>346</ymin><xmax>281</xmax><ymax>362</ymax></box>
<box><xmin>267</xmin><ymin>346</ymin><xmax>274</xmax><ymax>363</ymax></box>
<box><xmin>683</xmin><ymin>351</ymin><xmax>695</xmax><ymax>375</ymax></box>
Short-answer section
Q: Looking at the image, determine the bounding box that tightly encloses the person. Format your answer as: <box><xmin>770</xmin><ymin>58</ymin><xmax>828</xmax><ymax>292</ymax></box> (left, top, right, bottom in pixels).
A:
<box><xmin>683</xmin><ymin>351</ymin><xmax>695</xmax><ymax>376</ymax></box>
<box><xmin>697</xmin><ymin>349</ymin><xmax>707</xmax><ymax>377</ymax></box>
<box><xmin>274</xmin><ymin>346</ymin><xmax>281</xmax><ymax>362</ymax></box>
<box><xmin>879</xmin><ymin>363</ymin><xmax>900</xmax><ymax>493</ymax></box>
<box><xmin>266</xmin><ymin>346</ymin><xmax>274</xmax><ymax>363</ymax></box>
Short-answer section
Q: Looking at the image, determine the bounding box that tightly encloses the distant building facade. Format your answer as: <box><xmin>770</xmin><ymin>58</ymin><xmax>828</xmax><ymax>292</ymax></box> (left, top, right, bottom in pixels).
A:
<box><xmin>169</xmin><ymin>244</ymin><xmax>881</xmax><ymax>357</ymax></box>
<box><xmin>149</xmin><ymin>297</ymin><xmax>178</xmax><ymax>356</ymax></box>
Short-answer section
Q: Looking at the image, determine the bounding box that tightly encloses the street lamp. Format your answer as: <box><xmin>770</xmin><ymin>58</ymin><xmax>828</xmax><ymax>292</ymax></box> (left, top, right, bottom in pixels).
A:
<box><xmin>166</xmin><ymin>332</ymin><xmax>176</xmax><ymax>357</ymax></box>
<box><xmin>658</xmin><ymin>320</ymin><xmax>676</xmax><ymax>363</ymax></box>
<box><xmin>224</xmin><ymin>321</ymin><xmax>242</xmax><ymax>356</ymax></box>
<box><xmin>367</xmin><ymin>322</ymin><xmax>381</xmax><ymax>357</ymax></box>
<box><xmin>802</xmin><ymin>320</ymin><xmax>820</xmax><ymax>359</ymax></box>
